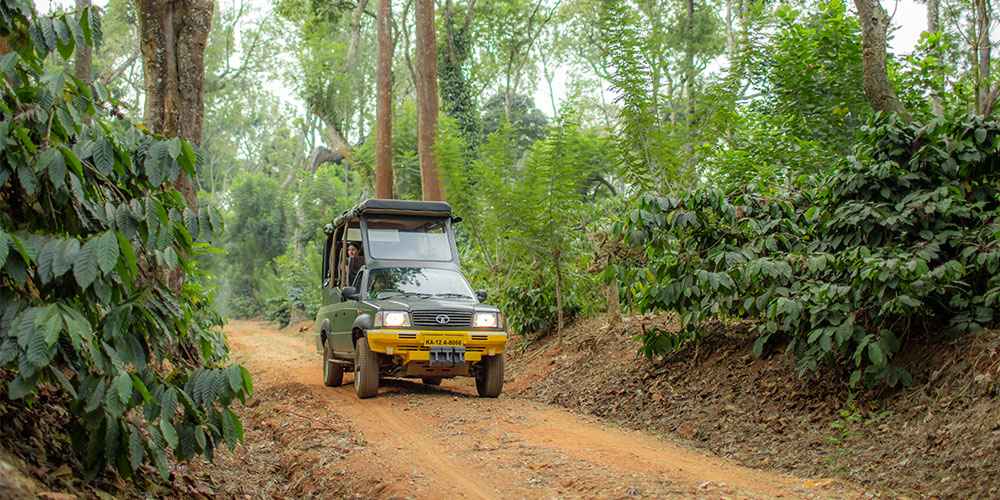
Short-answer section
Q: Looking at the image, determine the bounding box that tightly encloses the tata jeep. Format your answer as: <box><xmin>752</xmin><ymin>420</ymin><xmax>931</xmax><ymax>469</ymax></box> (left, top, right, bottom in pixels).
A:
<box><xmin>314</xmin><ymin>199</ymin><xmax>507</xmax><ymax>399</ymax></box>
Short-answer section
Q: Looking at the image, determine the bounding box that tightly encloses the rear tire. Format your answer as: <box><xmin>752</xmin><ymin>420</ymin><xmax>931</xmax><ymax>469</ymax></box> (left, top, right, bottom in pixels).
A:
<box><xmin>354</xmin><ymin>337</ymin><xmax>379</xmax><ymax>399</ymax></box>
<box><xmin>421</xmin><ymin>377</ymin><xmax>443</xmax><ymax>386</ymax></box>
<box><xmin>322</xmin><ymin>340</ymin><xmax>344</xmax><ymax>387</ymax></box>
<box><xmin>475</xmin><ymin>355</ymin><xmax>503</xmax><ymax>398</ymax></box>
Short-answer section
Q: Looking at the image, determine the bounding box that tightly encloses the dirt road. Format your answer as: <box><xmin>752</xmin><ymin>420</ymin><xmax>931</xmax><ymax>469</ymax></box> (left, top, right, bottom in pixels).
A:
<box><xmin>199</xmin><ymin>321</ymin><xmax>865</xmax><ymax>500</ymax></box>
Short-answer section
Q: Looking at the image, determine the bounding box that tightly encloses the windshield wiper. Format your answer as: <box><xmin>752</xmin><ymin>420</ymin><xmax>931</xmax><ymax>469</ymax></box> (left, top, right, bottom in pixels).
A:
<box><xmin>433</xmin><ymin>293</ymin><xmax>473</xmax><ymax>299</ymax></box>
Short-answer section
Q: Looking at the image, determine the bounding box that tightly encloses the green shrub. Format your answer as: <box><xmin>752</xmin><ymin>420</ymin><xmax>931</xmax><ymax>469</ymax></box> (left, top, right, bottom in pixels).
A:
<box><xmin>226</xmin><ymin>293</ymin><xmax>262</xmax><ymax>319</ymax></box>
<box><xmin>0</xmin><ymin>1</ymin><xmax>250</xmax><ymax>481</ymax></box>
<box><xmin>622</xmin><ymin>113</ymin><xmax>1000</xmax><ymax>387</ymax></box>
<box><xmin>498</xmin><ymin>278</ymin><xmax>583</xmax><ymax>340</ymax></box>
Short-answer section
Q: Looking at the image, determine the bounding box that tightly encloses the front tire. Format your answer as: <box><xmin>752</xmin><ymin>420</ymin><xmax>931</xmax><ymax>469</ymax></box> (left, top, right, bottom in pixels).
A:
<box><xmin>323</xmin><ymin>340</ymin><xmax>343</xmax><ymax>387</ymax></box>
<box><xmin>475</xmin><ymin>355</ymin><xmax>504</xmax><ymax>398</ymax></box>
<box><xmin>354</xmin><ymin>337</ymin><xmax>379</xmax><ymax>399</ymax></box>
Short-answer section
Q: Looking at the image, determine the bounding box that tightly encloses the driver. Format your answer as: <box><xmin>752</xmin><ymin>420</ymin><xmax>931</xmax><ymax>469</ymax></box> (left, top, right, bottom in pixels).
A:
<box><xmin>368</xmin><ymin>272</ymin><xmax>389</xmax><ymax>298</ymax></box>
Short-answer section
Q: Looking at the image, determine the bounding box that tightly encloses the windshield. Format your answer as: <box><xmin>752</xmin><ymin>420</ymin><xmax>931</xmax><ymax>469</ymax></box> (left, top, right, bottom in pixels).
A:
<box><xmin>365</xmin><ymin>217</ymin><xmax>452</xmax><ymax>261</ymax></box>
<box><xmin>366</xmin><ymin>268</ymin><xmax>475</xmax><ymax>300</ymax></box>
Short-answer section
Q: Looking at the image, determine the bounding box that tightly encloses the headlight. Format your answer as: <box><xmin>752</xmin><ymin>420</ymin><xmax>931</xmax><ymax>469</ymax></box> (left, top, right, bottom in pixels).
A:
<box><xmin>473</xmin><ymin>312</ymin><xmax>498</xmax><ymax>328</ymax></box>
<box><xmin>376</xmin><ymin>311</ymin><xmax>410</xmax><ymax>327</ymax></box>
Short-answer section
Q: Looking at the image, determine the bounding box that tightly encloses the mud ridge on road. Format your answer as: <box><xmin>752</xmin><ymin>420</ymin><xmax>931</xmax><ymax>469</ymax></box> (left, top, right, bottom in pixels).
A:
<box><xmin>185</xmin><ymin>320</ymin><xmax>870</xmax><ymax>500</ymax></box>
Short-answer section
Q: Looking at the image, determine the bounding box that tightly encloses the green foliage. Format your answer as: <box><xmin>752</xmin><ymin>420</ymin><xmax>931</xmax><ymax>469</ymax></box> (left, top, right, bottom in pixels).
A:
<box><xmin>219</xmin><ymin>173</ymin><xmax>287</xmax><ymax>315</ymax></box>
<box><xmin>744</xmin><ymin>0</ymin><xmax>869</xmax><ymax>156</ymax></box>
<box><xmin>480</xmin><ymin>94</ymin><xmax>549</xmax><ymax>154</ymax></box>
<box><xmin>355</xmin><ymin>100</ymin><xmax>420</xmax><ymax>199</ymax></box>
<box><xmin>268</xmin><ymin>242</ymin><xmax>323</xmax><ymax>327</ymax></box>
<box><xmin>437</xmin><ymin>8</ymin><xmax>481</xmax><ymax>151</ymax></box>
<box><xmin>826</xmin><ymin>393</ymin><xmax>891</xmax><ymax>448</ymax></box>
<box><xmin>495</xmin><ymin>266</ymin><xmax>594</xmax><ymax>339</ymax></box>
<box><xmin>596</xmin><ymin>0</ymin><xmax>686</xmax><ymax>188</ymax></box>
<box><xmin>289</xmin><ymin>164</ymin><xmax>352</xmax><ymax>246</ymax></box>
<box><xmin>701</xmin><ymin>106</ymin><xmax>842</xmax><ymax>187</ymax></box>
<box><xmin>622</xmin><ymin>113</ymin><xmax>1000</xmax><ymax>387</ymax></box>
<box><xmin>0</xmin><ymin>0</ymin><xmax>250</xmax><ymax>482</ymax></box>
<box><xmin>439</xmin><ymin>112</ymin><xmax>603</xmax><ymax>337</ymax></box>
<box><xmin>275</xmin><ymin>0</ymin><xmax>373</xmax><ymax>146</ymax></box>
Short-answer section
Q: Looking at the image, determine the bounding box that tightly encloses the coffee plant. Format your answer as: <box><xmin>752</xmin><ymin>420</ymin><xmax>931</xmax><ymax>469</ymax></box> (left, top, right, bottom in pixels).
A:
<box><xmin>1</xmin><ymin>0</ymin><xmax>250</xmax><ymax>481</ymax></box>
<box><xmin>622</xmin><ymin>113</ymin><xmax>1000</xmax><ymax>387</ymax></box>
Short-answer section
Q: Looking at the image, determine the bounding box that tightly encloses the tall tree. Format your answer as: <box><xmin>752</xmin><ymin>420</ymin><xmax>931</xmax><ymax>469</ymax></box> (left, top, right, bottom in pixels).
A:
<box><xmin>927</xmin><ymin>0</ymin><xmax>940</xmax><ymax>33</ymax></box>
<box><xmin>137</xmin><ymin>0</ymin><xmax>214</xmax><ymax>209</ymax></box>
<box><xmin>971</xmin><ymin>0</ymin><xmax>996</xmax><ymax>115</ymax></box>
<box><xmin>376</xmin><ymin>0</ymin><xmax>394</xmax><ymax>198</ymax></box>
<box><xmin>414</xmin><ymin>0</ymin><xmax>444</xmax><ymax>200</ymax></box>
<box><xmin>75</xmin><ymin>0</ymin><xmax>93</xmax><ymax>126</ymax></box>
<box><xmin>853</xmin><ymin>0</ymin><xmax>911</xmax><ymax>119</ymax></box>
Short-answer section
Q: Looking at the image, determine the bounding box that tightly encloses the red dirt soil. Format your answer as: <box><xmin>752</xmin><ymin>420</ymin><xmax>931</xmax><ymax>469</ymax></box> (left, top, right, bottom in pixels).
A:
<box><xmin>5</xmin><ymin>315</ymin><xmax>996</xmax><ymax>499</ymax></box>
<box><xmin>182</xmin><ymin>320</ymin><xmax>867</xmax><ymax>500</ymax></box>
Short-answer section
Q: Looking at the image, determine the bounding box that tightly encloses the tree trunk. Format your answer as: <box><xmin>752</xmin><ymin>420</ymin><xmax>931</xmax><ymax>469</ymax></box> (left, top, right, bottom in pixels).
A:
<box><xmin>927</xmin><ymin>0</ymin><xmax>939</xmax><ymax>33</ymax></box>
<box><xmin>75</xmin><ymin>0</ymin><xmax>92</xmax><ymax>125</ymax></box>
<box><xmin>414</xmin><ymin>0</ymin><xmax>444</xmax><ymax>201</ymax></box>
<box><xmin>138</xmin><ymin>0</ymin><xmax>212</xmax><ymax>297</ymax></box>
<box><xmin>725</xmin><ymin>0</ymin><xmax>735</xmax><ymax>64</ymax></box>
<box><xmin>344</xmin><ymin>0</ymin><xmax>370</xmax><ymax>70</ymax></box>
<box><xmin>138</xmin><ymin>0</ymin><xmax>213</xmax><ymax>210</ymax></box>
<box><xmin>973</xmin><ymin>0</ymin><xmax>995</xmax><ymax>115</ymax></box>
<box><xmin>853</xmin><ymin>0</ymin><xmax>912</xmax><ymax>120</ymax></box>
<box><xmin>554</xmin><ymin>250</ymin><xmax>564</xmax><ymax>345</ymax></box>
<box><xmin>376</xmin><ymin>0</ymin><xmax>394</xmax><ymax>199</ymax></box>
<box><xmin>685</xmin><ymin>0</ymin><xmax>695</xmax><ymax>121</ymax></box>
<box><xmin>401</xmin><ymin>0</ymin><xmax>417</xmax><ymax>97</ymax></box>
<box><xmin>926</xmin><ymin>0</ymin><xmax>943</xmax><ymax>115</ymax></box>
<box><xmin>606</xmin><ymin>281</ymin><xmax>621</xmax><ymax>329</ymax></box>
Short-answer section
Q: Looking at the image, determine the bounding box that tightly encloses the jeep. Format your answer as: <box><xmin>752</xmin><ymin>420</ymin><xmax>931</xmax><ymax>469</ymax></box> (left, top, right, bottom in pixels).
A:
<box><xmin>314</xmin><ymin>199</ymin><xmax>507</xmax><ymax>398</ymax></box>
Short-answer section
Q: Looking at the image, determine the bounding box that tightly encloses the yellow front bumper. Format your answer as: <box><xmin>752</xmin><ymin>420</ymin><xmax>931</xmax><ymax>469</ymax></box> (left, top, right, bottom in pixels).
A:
<box><xmin>366</xmin><ymin>330</ymin><xmax>507</xmax><ymax>363</ymax></box>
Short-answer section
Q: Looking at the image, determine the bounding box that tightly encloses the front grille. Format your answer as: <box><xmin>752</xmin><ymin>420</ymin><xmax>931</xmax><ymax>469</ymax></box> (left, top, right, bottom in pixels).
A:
<box><xmin>411</xmin><ymin>310</ymin><xmax>473</xmax><ymax>327</ymax></box>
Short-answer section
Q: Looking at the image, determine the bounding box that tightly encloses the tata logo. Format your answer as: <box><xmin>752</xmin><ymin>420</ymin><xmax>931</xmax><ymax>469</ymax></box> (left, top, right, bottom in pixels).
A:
<box><xmin>435</xmin><ymin>314</ymin><xmax>451</xmax><ymax>325</ymax></box>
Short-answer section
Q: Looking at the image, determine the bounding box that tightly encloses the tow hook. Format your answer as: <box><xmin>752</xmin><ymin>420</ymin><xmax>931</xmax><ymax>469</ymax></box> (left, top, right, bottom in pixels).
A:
<box><xmin>429</xmin><ymin>346</ymin><xmax>466</xmax><ymax>367</ymax></box>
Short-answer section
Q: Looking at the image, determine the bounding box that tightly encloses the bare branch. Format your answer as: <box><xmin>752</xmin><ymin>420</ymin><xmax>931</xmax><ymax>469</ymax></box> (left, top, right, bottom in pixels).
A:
<box><xmin>100</xmin><ymin>47</ymin><xmax>141</xmax><ymax>86</ymax></box>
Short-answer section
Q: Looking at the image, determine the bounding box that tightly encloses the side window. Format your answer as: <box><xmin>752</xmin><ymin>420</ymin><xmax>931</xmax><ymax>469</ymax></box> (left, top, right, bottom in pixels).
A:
<box><xmin>329</xmin><ymin>226</ymin><xmax>344</xmax><ymax>288</ymax></box>
<box><xmin>336</xmin><ymin>221</ymin><xmax>365</xmax><ymax>288</ymax></box>
<box><xmin>321</xmin><ymin>234</ymin><xmax>333</xmax><ymax>287</ymax></box>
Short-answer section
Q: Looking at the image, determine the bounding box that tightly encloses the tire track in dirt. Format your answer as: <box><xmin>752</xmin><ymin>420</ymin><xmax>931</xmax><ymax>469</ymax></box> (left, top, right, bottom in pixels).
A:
<box><xmin>224</xmin><ymin>320</ymin><xmax>866</xmax><ymax>500</ymax></box>
<box><xmin>290</xmin><ymin>366</ymin><xmax>505</xmax><ymax>499</ymax></box>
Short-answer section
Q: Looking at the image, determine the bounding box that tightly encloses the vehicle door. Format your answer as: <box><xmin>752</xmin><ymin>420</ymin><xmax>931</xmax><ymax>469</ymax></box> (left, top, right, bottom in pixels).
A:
<box><xmin>329</xmin><ymin>220</ymin><xmax>364</xmax><ymax>355</ymax></box>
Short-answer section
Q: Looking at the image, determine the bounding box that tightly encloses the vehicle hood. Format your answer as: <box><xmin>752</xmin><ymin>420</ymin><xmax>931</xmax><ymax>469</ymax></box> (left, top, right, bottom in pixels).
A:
<box><xmin>369</xmin><ymin>296</ymin><xmax>498</xmax><ymax>313</ymax></box>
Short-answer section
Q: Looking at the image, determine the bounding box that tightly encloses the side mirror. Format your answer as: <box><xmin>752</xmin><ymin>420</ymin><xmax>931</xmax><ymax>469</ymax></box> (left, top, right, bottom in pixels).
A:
<box><xmin>476</xmin><ymin>290</ymin><xmax>488</xmax><ymax>303</ymax></box>
<box><xmin>342</xmin><ymin>286</ymin><xmax>360</xmax><ymax>301</ymax></box>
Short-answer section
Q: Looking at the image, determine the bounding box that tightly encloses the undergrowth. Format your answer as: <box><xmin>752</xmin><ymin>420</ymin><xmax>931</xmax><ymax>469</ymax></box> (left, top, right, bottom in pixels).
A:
<box><xmin>619</xmin><ymin>112</ymin><xmax>1000</xmax><ymax>387</ymax></box>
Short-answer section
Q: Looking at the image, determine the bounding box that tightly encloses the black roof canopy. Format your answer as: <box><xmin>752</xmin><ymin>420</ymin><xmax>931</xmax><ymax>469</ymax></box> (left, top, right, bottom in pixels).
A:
<box><xmin>332</xmin><ymin>199</ymin><xmax>452</xmax><ymax>227</ymax></box>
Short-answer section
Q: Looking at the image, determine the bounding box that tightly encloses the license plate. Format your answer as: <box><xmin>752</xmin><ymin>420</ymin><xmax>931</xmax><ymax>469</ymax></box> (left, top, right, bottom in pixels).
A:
<box><xmin>423</xmin><ymin>337</ymin><xmax>463</xmax><ymax>346</ymax></box>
